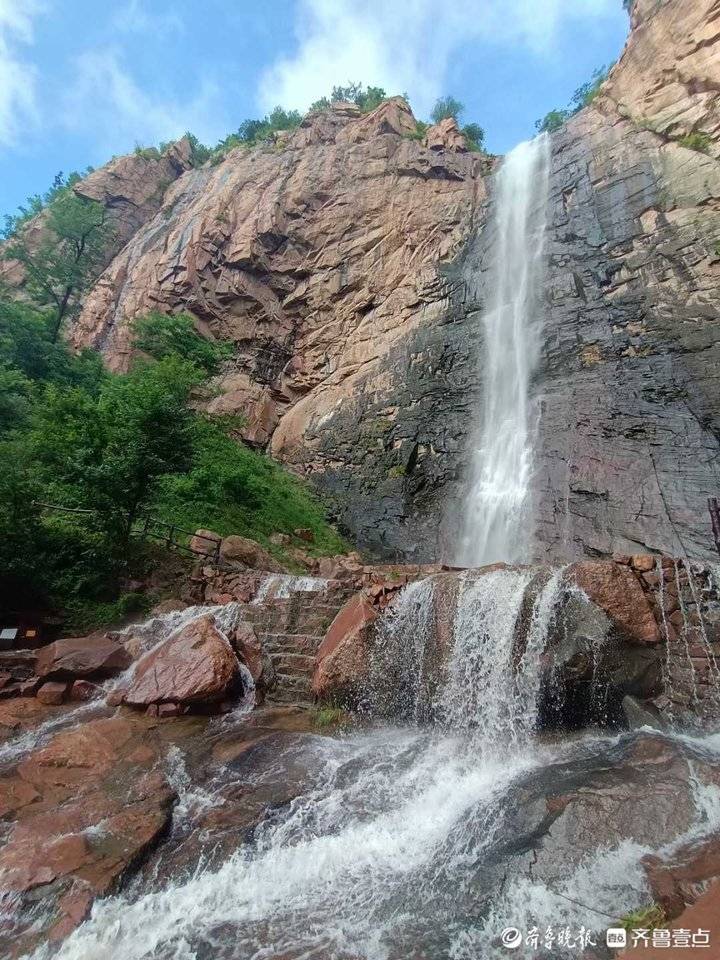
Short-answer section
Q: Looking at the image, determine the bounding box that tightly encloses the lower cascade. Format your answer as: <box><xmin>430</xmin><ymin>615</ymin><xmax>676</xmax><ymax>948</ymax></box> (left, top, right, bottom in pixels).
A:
<box><xmin>5</xmin><ymin>560</ymin><xmax>719</xmax><ymax>960</ymax></box>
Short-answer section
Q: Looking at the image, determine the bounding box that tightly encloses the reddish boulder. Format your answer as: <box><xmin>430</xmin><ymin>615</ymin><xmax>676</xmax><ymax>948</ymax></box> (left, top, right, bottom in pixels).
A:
<box><xmin>642</xmin><ymin>832</ymin><xmax>720</xmax><ymax>918</ymax></box>
<box><xmin>566</xmin><ymin>561</ymin><xmax>659</xmax><ymax>645</ymax></box>
<box><xmin>313</xmin><ymin>593</ymin><xmax>378</xmax><ymax>701</ymax></box>
<box><xmin>189</xmin><ymin>528</ymin><xmax>221</xmax><ymax>557</ymax></box>
<box><xmin>123</xmin><ymin>615</ymin><xmax>240</xmax><ymax>708</ymax></box>
<box><xmin>232</xmin><ymin>622</ymin><xmax>263</xmax><ymax>682</ymax></box>
<box><xmin>294</xmin><ymin>528</ymin><xmax>315</xmax><ymax>543</ymax></box>
<box><xmin>219</xmin><ymin>535</ymin><xmax>283</xmax><ymax>572</ymax></box>
<box><xmin>618</xmin><ymin>881</ymin><xmax>720</xmax><ymax>958</ymax></box>
<box><xmin>36</xmin><ymin>682</ymin><xmax>69</xmax><ymax>705</ymax></box>
<box><xmin>69</xmin><ymin>679</ymin><xmax>102</xmax><ymax>702</ymax></box>
<box><xmin>425</xmin><ymin>117</ymin><xmax>468</xmax><ymax>151</ymax></box>
<box><xmin>36</xmin><ymin>634</ymin><xmax>132</xmax><ymax>681</ymax></box>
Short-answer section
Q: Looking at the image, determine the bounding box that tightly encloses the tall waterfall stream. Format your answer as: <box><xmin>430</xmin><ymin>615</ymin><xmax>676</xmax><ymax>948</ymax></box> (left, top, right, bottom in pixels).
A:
<box><xmin>6</xmin><ymin>144</ymin><xmax>720</xmax><ymax>960</ymax></box>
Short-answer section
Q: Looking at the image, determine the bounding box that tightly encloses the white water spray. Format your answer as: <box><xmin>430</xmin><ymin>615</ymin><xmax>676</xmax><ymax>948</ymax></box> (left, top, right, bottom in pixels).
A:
<box><xmin>459</xmin><ymin>135</ymin><xmax>551</xmax><ymax>566</ymax></box>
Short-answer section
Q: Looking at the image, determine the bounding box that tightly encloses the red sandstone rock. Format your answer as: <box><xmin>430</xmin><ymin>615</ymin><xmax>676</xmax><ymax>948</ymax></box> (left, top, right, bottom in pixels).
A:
<box><xmin>232</xmin><ymin>622</ymin><xmax>264</xmax><ymax>683</ymax></box>
<box><xmin>619</xmin><ymin>881</ymin><xmax>720</xmax><ymax>958</ymax></box>
<box><xmin>294</xmin><ymin>528</ymin><xmax>315</xmax><ymax>543</ymax></box>
<box><xmin>642</xmin><ymin>833</ymin><xmax>720</xmax><ymax>918</ymax></box>
<box><xmin>36</xmin><ymin>682</ymin><xmax>69</xmax><ymax>705</ymax></box>
<box><xmin>157</xmin><ymin>702</ymin><xmax>182</xmax><ymax>718</ymax></box>
<box><xmin>36</xmin><ymin>635</ymin><xmax>131</xmax><ymax>681</ymax></box>
<box><xmin>69</xmin><ymin>679</ymin><xmax>102</xmax><ymax>702</ymax></box>
<box><xmin>219</xmin><ymin>535</ymin><xmax>283</xmax><ymax>572</ymax></box>
<box><xmin>425</xmin><ymin>117</ymin><xmax>468</xmax><ymax>151</ymax></box>
<box><xmin>313</xmin><ymin>593</ymin><xmax>378</xmax><ymax>700</ymax></box>
<box><xmin>124</xmin><ymin>615</ymin><xmax>240</xmax><ymax>707</ymax></box>
<box><xmin>631</xmin><ymin>554</ymin><xmax>656</xmax><ymax>572</ymax></box>
<box><xmin>189</xmin><ymin>529</ymin><xmax>221</xmax><ymax>557</ymax></box>
<box><xmin>566</xmin><ymin>561</ymin><xmax>659</xmax><ymax>645</ymax></box>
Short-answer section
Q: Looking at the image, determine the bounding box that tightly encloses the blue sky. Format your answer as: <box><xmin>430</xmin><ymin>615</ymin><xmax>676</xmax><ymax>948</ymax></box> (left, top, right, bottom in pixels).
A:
<box><xmin>0</xmin><ymin>0</ymin><xmax>629</xmax><ymax>220</ymax></box>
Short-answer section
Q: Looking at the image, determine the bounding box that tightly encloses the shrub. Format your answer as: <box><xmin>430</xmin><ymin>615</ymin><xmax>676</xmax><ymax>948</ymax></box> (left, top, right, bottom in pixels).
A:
<box><xmin>676</xmin><ymin>131</ymin><xmax>712</xmax><ymax>153</ymax></box>
<box><xmin>535</xmin><ymin>64</ymin><xmax>611</xmax><ymax>135</ymax></box>
<box><xmin>133</xmin><ymin>311</ymin><xmax>232</xmax><ymax>375</ymax></box>
<box><xmin>535</xmin><ymin>109</ymin><xmax>571</xmax><ymax>134</ymax></box>
<box><xmin>619</xmin><ymin>904</ymin><xmax>666</xmax><ymax>932</ymax></box>
<box><xmin>431</xmin><ymin>96</ymin><xmax>464</xmax><ymax>124</ymax></box>
<box><xmin>462</xmin><ymin>122</ymin><xmax>485</xmax><ymax>152</ymax></box>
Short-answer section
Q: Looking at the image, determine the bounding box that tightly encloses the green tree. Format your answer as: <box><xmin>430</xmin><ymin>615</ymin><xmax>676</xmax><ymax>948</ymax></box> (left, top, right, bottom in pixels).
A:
<box><xmin>4</xmin><ymin>190</ymin><xmax>110</xmax><ymax>342</ymax></box>
<box><xmin>535</xmin><ymin>109</ymin><xmax>571</xmax><ymax>134</ymax></box>
<box><xmin>133</xmin><ymin>311</ymin><xmax>231</xmax><ymax>375</ymax></box>
<box><xmin>534</xmin><ymin>64</ymin><xmax>611</xmax><ymax>134</ymax></box>
<box><xmin>461</xmin><ymin>122</ymin><xmax>485</xmax><ymax>151</ymax></box>
<box><xmin>431</xmin><ymin>96</ymin><xmax>464</xmax><ymax>124</ymax></box>
<box><xmin>30</xmin><ymin>357</ymin><xmax>201</xmax><ymax>547</ymax></box>
<box><xmin>570</xmin><ymin>65</ymin><xmax>610</xmax><ymax>111</ymax></box>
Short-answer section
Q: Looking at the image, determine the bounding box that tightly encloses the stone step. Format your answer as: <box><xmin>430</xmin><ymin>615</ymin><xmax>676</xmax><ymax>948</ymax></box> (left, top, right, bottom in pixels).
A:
<box><xmin>269</xmin><ymin>653</ymin><xmax>315</xmax><ymax>676</ymax></box>
<box><xmin>260</xmin><ymin>633</ymin><xmax>322</xmax><ymax>652</ymax></box>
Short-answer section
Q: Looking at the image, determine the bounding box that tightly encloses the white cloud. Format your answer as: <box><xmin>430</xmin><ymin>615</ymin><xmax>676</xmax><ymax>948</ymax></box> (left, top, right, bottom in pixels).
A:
<box><xmin>63</xmin><ymin>49</ymin><xmax>227</xmax><ymax>154</ymax></box>
<box><xmin>0</xmin><ymin>0</ymin><xmax>41</xmax><ymax>147</ymax></box>
<box><xmin>111</xmin><ymin>0</ymin><xmax>184</xmax><ymax>37</ymax></box>
<box><xmin>259</xmin><ymin>0</ymin><xmax>619</xmax><ymax>116</ymax></box>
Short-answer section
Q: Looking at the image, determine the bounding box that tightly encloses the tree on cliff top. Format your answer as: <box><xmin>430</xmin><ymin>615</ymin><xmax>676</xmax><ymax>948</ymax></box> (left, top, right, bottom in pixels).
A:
<box><xmin>535</xmin><ymin>64</ymin><xmax>611</xmax><ymax>134</ymax></box>
<box><xmin>3</xmin><ymin>186</ymin><xmax>110</xmax><ymax>342</ymax></box>
<box><xmin>430</xmin><ymin>96</ymin><xmax>464</xmax><ymax>124</ymax></box>
<box><xmin>429</xmin><ymin>97</ymin><xmax>485</xmax><ymax>151</ymax></box>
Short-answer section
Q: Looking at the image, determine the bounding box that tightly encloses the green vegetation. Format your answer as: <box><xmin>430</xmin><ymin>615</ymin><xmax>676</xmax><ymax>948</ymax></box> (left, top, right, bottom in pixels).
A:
<box><xmin>0</xmin><ymin>297</ymin><xmax>344</xmax><ymax>629</ymax></box>
<box><xmin>309</xmin><ymin>706</ymin><xmax>350</xmax><ymax>729</ymax></box>
<box><xmin>619</xmin><ymin>904</ymin><xmax>666</xmax><ymax>931</ymax></box>
<box><xmin>676</xmin><ymin>131</ymin><xmax>712</xmax><ymax>153</ymax></box>
<box><xmin>3</xmin><ymin>181</ymin><xmax>110</xmax><ymax>342</ymax></box>
<box><xmin>309</xmin><ymin>83</ymin><xmax>389</xmax><ymax>114</ymax></box>
<box><xmin>535</xmin><ymin>65</ymin><xmax>611</xmax><ymax>134</ymax></box>
<box><xmin>0</xmin><ymin>164</ymin><xmax>345</xmax><ymax>631</ymax></box>
<box><xmin>387</xmin><ymin>464</ymin><xmax>406</xmax><ymax>479</ymax></box>
<box><xmin>431</xmin><ymin>96</ymin><xmax>464</xmax><ymax>124</ymax></box>
<box><xmin>428</xmin><ymin>96</ymin><xmax>485</xmax><ymax>151</ymax></box>
<box><xmin>178</xmin><ymin>83</ymin><xmax>487</xmax><ymax>163</ymax></box>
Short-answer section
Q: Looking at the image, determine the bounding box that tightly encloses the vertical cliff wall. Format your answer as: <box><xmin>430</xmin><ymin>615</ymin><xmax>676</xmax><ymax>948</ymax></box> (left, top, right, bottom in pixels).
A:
<box><xmin>62</xmin><ymin>0</ymin><xmax>720</xmax><ymax>563</ymax></box>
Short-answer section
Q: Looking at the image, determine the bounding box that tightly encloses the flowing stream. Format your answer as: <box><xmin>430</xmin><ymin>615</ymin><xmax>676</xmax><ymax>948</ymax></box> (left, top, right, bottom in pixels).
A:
<box><xmin>23</xmin><ymin>570</ymin><xmax>720</xmax><ymax>960</ymax></box>
<box><xmin>459</xmin><ymin>135</ymin><xmax>551</xmax><ymax>566</ymax></box>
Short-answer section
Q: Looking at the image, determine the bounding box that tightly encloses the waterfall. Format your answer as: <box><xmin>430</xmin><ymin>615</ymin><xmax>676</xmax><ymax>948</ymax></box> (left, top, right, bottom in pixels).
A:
<box><xmin>459</xmin><ymin>135</ymin><xmax>551</xmax><ymax>566</ymax></box>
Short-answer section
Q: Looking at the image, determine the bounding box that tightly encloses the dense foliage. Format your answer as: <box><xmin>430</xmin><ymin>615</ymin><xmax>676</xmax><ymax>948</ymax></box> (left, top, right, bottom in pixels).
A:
<box><xmin>535</xmin><ymin>65</ymin><xmax>611</xmax><ymax>134</ymax></box>
<box><xmin>0</xmin><ymin>297</ymin><xmax>344</xmax><ymax>628</ymax></box>
<box><xmin>3</xmin><ymin>185</ymin><xmax>110</xmax><ymax>342</ymax></box>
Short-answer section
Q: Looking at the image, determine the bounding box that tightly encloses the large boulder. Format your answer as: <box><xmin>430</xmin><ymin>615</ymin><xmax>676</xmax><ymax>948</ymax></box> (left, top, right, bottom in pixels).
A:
<box><xmin>124</xmin><ymin>615</ymin><xmax>240</xmax><ymax>708</ymax></box>
<box><xmin>35</xmin><ymin>635</ymin><xmax>132</xmax><ymax>681</ymax></box>
<box><xmin>189</xmin><ymin>529</ymin><xmax>221</xmax><ymax>558</ymax></box>
<box><xmin>312</xmin><ymin>594</ymin><xmax>378</xmax><ymax>702</ymax></box>
<box><xmin>566</xmin><ymin>561</ymin><xmax>659</xmax><ymax>645</ymax></box>
<box><xmin>425</xmin><ymin>117</ymin><xmax>468</xmax><ymax>151</ymax></box>
<box><xmin>219</xmin><ymin>536</ymin><xmax>284</xmax><ymax>572</ymax></box>
<box><xmin>642</xmin><ymin>832</ymin><xmax>720</xmax><ymax>918</ymax></box>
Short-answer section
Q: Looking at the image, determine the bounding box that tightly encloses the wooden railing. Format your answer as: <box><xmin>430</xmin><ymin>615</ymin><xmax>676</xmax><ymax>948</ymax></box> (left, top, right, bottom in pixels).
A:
<box><xmin>32</xmin><ymin>502</ymin><xmax>220</xmax><ymax>563</ymax></box>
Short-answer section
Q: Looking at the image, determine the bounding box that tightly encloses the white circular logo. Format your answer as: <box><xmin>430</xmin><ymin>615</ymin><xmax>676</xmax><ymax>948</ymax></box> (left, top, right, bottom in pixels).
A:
<box><xmin>501</xmin><ymin>927</ymin><xmax>523</xmax><ymax>950</ymax></box>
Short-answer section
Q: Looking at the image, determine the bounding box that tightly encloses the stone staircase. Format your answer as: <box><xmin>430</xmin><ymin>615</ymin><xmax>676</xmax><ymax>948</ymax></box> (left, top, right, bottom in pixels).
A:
<box><xmin>243</xmin><ymin>584</ymin><xmax>356</xmax><ymax>704</ymax></box>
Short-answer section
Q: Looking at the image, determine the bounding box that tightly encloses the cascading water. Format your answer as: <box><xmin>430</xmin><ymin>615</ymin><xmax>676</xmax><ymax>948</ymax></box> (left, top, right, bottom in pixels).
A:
<box><xmin>459</xmin><ymin>135</ymin><xmax>551</xmax><ymax>566</ymax></box>
<box><xmin>12</xmin><ymin>570</ymin><xmax>720</xmax><ymax>960</ymax></box>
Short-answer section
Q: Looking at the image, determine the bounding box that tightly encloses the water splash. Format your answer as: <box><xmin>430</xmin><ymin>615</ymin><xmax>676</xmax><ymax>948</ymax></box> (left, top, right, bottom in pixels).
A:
<box><xmin>459</xmin><ymin>135</ymin><xmax>551</xmax><ymax>566</ymax></box>
<box><xmin>367</xmin><ymin>578</ymin><xmax>437</xmax><ymax>720</ymax></box>
<box><xmin>252</xmin><ymin>574</ymin><xmax>329</xmax><ymax>605</ymax></box>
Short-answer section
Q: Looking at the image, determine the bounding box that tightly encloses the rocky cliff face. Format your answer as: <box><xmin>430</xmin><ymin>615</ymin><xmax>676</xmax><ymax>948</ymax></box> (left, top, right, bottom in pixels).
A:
<box><xmin>66</xmin><ymin>0</ymin><xmax>719</xmax><ymax>563</ymax></box>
